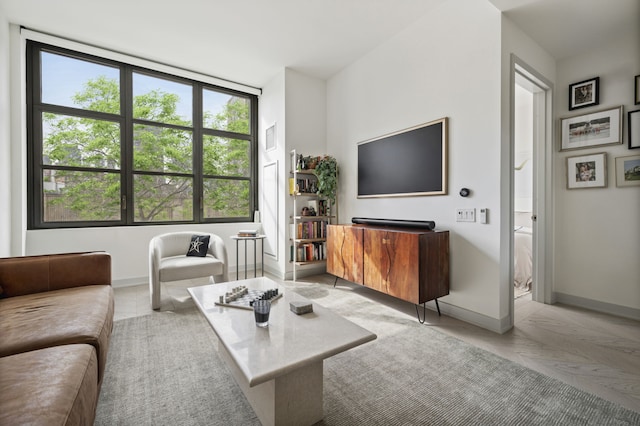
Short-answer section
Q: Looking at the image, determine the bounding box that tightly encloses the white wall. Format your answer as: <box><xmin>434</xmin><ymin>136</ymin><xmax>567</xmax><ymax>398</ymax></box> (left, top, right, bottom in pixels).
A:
<box><xmin>0</xmin><ymin>6</ymin><xmax>9</xmax><ymax>257</ymax></box>
<box><xmin>259</xmin><ymin>68</ymin><xmax>327</xmax><ymax>280</ymax></box>
<box><xmin>554</xmin><ymin>30</ymin><xmax>640</xmax><ymax>314</ymax></box>
<box><xmin>283</xmin><ymin>69</ymin><xmax>327</xmax><ymax>279</ymax></box>
<box><xmin>259</xmin><ymin>70</ymin><xmax>286</xmax><ymax>276</ymax></box>
<box><xmin>25</xmin><ymin>223</ymin><xmax>252</xmax><ymax>286</ymax></box>
<box><xmin>327</xmin><ymin>0</ymin><xmax>504</xmax><ymax>326</ymax></box>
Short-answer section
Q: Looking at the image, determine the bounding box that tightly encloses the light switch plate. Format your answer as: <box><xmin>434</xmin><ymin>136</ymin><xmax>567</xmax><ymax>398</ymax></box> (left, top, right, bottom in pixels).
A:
<box><xmin>456</xmin><ymin>208</ymin><xmax>476</xmax><ymax>222</ymax></box>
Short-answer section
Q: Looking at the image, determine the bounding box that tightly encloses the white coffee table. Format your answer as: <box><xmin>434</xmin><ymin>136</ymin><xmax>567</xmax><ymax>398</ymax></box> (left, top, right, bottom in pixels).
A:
<box><xmin>188</xmin><ymin>277</ymin><xmax>377</xmax><ymax>426</ymax></box>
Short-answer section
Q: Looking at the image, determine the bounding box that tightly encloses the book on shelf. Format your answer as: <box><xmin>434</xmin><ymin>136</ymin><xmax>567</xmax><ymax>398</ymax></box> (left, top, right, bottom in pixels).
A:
<box><xmin>237</xmin><ymin>230</ymin><xmax>257</xmax><ymax>237</ymax></box>
<box><xmin>294</xmin><ymin>221</ymin><xmax>326</xmax><ymax>239</ymax></box>
<box><xmin>291</xmin><ymin>241</ymin><xmax>327</xmax><ymax>262</ymax></box>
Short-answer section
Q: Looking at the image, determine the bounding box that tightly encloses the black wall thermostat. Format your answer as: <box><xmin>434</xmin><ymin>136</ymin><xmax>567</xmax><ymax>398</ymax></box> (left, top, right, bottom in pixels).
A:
<box><xmin>459</xmin><ymin>188</ymin><xmax>470</xmax><ymax>197</ymax></box>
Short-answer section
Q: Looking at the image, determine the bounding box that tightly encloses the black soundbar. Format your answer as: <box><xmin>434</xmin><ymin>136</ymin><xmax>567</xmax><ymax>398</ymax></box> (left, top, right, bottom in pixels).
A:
<box><xmin>351</xmin><ymin>217</ymin><xmax>436</xmax><ymax>230</ymax></box>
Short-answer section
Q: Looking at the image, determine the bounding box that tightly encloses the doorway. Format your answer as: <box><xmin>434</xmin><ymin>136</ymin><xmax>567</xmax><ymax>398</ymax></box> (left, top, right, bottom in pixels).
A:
<box><xmin>514</xmin><ymin>82</ymin><xmax>534</xmax><ymax>300</ymax></box>
<box><xmin>510</xmin><ymin>57</ymin><xmax>553</xmax><ymax>325</ymax></box>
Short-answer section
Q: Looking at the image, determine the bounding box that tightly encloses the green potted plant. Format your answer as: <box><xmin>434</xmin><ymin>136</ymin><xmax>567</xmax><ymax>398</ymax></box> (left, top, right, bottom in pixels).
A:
<box><xmin>314</xmin><ymin>155</ymin><xmax>338</xmax><ymax>204</ymax></box>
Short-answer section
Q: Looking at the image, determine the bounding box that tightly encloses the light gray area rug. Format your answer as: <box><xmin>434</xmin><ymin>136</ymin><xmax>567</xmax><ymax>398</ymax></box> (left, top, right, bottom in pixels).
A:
<box><xmin>96</xmin><ymin>282</ymin><xmax>640</xmax><ymax>425</ymax></box>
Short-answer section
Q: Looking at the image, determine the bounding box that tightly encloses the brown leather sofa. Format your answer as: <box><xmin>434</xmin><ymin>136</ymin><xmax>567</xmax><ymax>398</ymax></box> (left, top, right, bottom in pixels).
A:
<box><xmin>0</xmin><ymin>252</ymin><xmax>114</xmax><ymax>426</ymax></box>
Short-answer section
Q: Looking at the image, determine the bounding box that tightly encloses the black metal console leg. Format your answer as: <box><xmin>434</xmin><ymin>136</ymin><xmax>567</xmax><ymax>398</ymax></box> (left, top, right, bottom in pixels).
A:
<box><xmin>415</xmin><ymin>303</ymin><xmax>427</xmax><ymax>324</ymax></box>
<box><xmin>333</xmin><ymin>276</ymin><xmax>339</xmax><ymax>288</ymax></box>
<box><xmin>415</xmin><ymin>300</ymin><xmax>442</xmax><ymax>323</ymax></box>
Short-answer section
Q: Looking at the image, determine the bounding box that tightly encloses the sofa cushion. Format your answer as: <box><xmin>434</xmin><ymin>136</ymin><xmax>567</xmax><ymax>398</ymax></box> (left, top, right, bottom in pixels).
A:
<box><xmin>0</xmin><ymin>344</ymin><xmax>98</xmax><ymax>426</ymax></box>
<box><xmin>159</xmin><ymin>254</ymin><xmax>224</xmax><ymax>282</ymax></box>
<box><xmin>186</xmin><ymin>234</ymin><xmax>210</xmax><ymax>257</ymax></box>
<box><xmin>0</xmin><ymin>285</ymin><xmax>114</xmax><ymax>383</ymax></box>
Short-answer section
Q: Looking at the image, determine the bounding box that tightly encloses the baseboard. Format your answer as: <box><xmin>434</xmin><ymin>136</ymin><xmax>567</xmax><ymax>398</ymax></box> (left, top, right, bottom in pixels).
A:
<box><xmin>435</xmin><ymin>300</ymin><xmax>510</xmax><ymax>334</ymax></box>
<box><xmin>554</xmin><ymin>292</ymin><xmax>640</xmax><ymax>321</ymax></box>
<box><xmin>285</xmin><ymin>265</ymin><xmax>327</xmax><ymax>281</ymax></box>
<box><xmin>327</xmin><ymin>278</ymin><xmax>509</xmax><ymax>334</ymax></box>
<box><xmin>112</xmin><ymin>277</ymin><xmax>146</xmax><ymax>289</ymax></box>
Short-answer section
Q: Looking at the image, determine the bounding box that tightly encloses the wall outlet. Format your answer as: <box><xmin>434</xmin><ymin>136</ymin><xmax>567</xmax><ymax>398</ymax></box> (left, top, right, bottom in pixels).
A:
<box><xmin>456</xmin><ymin>208</ymin><xmax>476</xmax><ymax>222</ymax></box>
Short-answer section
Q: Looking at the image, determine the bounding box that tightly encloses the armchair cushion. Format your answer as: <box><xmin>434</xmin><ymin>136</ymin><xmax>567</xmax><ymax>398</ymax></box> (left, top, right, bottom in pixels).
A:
<box><xmin>160</xmin><ymin>255</ymin><xmax>224</xmax><ymax>282</ymax></box>
<box><xmin>186</xmin><ymin>234</ymin><xmax>210</xmax><ymax>257</ymax></box>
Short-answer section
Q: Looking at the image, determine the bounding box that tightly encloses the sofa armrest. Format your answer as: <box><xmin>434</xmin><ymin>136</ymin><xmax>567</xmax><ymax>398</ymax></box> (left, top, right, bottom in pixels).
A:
<box><xmin>0</xmin><ymin>252</ymin><xmax>111</xmax><ymax>298</ymax></box>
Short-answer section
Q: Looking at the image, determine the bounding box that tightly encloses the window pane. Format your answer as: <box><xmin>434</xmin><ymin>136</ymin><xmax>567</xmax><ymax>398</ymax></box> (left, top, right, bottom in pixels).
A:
<box><xmin>41</xmin><ymin>51</ymin><xmax>120</xmax><ymax>114</ymax></box>
<box><xmin>203</xmin><ymin>135</ymin><xmax>250</xmax><ymax>176</ymax></box>
<box><xmin>133</xmin><ymin>73</ymin><xmax>192</xmax><ymax>126</ymax></box>
<box><xmin>133</xmin><ymin>174</ymin><xmax>193</xmax><ymax>222</ymax></box>
<box><xmin>203</xmin><ymin>178</ymin><xmax>249</xmax><ymax>218</ymax></box>
<box><xmin>133</xmin><ymin>124</ymin><xmax>192</xmax><ymax>173</ymax></box>
<box><xmin>43</xmin><ymin>170</ymin><xmax>120</xmax><ymax>222</ymax></box>
<box><xmin>203</xmin><ymin>89</ymin><xmax>250</xmax><ymax>134</ymax></box>
<box><xmin>43</xmin><ymin>113</ymin><xmax>121</xmax><ymax>169</ymax></box>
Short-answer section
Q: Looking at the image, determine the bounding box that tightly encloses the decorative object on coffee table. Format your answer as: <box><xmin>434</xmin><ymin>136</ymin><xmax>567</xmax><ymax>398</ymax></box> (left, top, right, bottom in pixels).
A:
<box><xmin>290</xmin><ymin>300</ymin><xmax>313</xmax><ymax>315</ymax></box>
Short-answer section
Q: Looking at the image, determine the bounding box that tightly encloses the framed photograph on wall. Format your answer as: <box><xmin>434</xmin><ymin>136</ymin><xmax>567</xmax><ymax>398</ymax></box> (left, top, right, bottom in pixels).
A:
<box><xmin>635</xmin><ymin>75</ymin><xmax>640</xmax><ymax>105</ymax></box>
<box><xmin>566</xmin><ymin>152</ymin><xmax>607</xmax><ymax>189</ymax></box>
<box><xmin>629</xmin><ymin>110</ymin><xmax>640</xmax><ymax>149</ymax></box>
<box><xmin>615</xmin><ymin>155</ymin><xmax>640</xmax><ymax>187</ymax></box>
<box><xmin>569</xmin><ymin>77</ymin><xmax>599</xmax><ymax>110</ymax></box>
<box><xmin>560</xmin><ymin>105</ymin><xmax>623</xmax><ymax>151</ymax></box>
<box><xmin>265</xmin><ymin>123</ymin><xmax>276</xmax><ymax>151</ymax></box>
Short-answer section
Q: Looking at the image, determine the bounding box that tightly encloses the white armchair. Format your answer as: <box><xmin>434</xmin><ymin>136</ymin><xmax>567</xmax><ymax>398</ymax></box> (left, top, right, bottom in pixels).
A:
<box><xmin>149</xmin><ymin>232</ymin><xmax>228</xmax><ymax>310</ymax></box>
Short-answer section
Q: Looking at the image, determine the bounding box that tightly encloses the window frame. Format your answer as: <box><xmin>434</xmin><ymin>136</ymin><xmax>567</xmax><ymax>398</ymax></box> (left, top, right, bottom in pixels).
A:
<box><xmin>27</xmin><ymin>41</ymin><xmax>258</xmax><ymax>229</ymax></box>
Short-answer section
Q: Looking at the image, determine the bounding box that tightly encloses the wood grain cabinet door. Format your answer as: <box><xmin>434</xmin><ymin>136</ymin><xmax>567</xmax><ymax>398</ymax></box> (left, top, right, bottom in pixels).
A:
<box><xmin>364</xmin><ymin>229</ymin><xmax>420</xmax><ymax>303</ymax></box>
<box><xmin>327</xmin><ymin>225</ymin><xmax>364</xmax><ymax>284</ymax></box>
<box><xmin>419</xmin><ymin>231</ymin><xmax>450</xmax><ymax>302</ymax></box>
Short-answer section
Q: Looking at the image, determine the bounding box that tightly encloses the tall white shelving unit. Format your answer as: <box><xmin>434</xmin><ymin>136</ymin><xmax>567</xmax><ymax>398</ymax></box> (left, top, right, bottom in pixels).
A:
<box><xmin>289</xmin><ymin>150</ymin><xmax>336</xmax><ymax>281</ymax></box>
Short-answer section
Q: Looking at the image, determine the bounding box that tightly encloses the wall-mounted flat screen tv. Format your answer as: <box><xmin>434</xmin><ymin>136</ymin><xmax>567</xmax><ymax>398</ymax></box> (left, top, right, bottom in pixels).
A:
<box><xmin>357</xmin><ymin>117</ymin><xmax>448</xmax><ymax>198</ymax></box>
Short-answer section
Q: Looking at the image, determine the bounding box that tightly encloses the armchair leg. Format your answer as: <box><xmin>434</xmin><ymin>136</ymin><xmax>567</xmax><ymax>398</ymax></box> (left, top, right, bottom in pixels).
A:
<box><xmin>150</xmin><ymin>280</ymin><xmax>161</xmax><ymax>310</ymax></box>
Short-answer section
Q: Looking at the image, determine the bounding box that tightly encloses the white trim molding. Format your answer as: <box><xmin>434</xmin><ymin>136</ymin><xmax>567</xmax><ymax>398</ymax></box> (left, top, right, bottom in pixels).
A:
<box><xmin>21</xmin><ymin>28</ymin><xmax>262</xmax><ymax>96</ymax></box>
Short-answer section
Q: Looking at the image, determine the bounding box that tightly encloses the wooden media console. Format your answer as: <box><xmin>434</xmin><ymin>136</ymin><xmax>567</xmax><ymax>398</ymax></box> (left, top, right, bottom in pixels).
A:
<box><xmin>327</xmin><ymin>223</ymin><xmax>449</xmax><ymax>322</ymax></box>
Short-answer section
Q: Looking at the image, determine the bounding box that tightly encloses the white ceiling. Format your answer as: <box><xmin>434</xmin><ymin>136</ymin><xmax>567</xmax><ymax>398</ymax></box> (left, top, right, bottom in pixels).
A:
<box><xmin>489</xmin><ymin>0</ymin><xmax>639</xmax><ymax>60</ymax></box>
<box><xmin>1</xmin><ymin>0</ymin><xmax>637</xmax><ymax>88</ymax></box>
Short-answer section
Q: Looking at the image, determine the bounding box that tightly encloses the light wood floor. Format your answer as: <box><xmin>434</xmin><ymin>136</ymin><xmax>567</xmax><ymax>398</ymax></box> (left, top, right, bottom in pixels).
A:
<box><xmin>113</xmin><ymin>273</ymin><xmax>640</xmax><ymax>414</ymax></box>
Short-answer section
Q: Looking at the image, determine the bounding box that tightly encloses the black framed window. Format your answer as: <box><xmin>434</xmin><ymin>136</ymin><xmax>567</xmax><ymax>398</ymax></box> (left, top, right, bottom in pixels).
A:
<box><xmin>27</xmin><ymin>41</ymin><xmax>257</xmax><ymax>228</ymax></box>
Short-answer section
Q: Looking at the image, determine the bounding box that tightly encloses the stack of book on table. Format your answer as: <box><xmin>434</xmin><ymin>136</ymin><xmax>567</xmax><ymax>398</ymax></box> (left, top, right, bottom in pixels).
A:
<box><xmin>237</xmin><ymin>230</ymin><xmax>257</xmax><ymax>237</ymax></box>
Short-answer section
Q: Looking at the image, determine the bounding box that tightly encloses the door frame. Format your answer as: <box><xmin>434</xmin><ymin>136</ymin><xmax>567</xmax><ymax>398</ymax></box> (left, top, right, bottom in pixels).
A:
<box><xmin>508</xmin><ymin>55</ymin><xmax>554</xmax><ymax>326</ymax></box>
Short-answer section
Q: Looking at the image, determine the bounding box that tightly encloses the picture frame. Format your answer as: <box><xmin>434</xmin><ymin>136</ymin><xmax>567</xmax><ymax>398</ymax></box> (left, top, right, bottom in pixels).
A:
<box><xmin>615</xmin><ymin>155</ymin><xmax>640</xmax><ymax>187</ymax></box>
<box><xmin>265</xmin><ymin>123</ymin><xmax>276</xmax><ymax>151</ymax></box>
<box><xmin>560</xmin><ymin>105</ymin><xmax>623</xmax><ymax>151</ymax></box>
<box><xmin>635</xmin><ymin>75</ymin><xmax>640</xmax><ymax>105</ymax></box>
<box><xmin>569</xmin><ymin>77</ymin><xmax>599</xmax><ymax>110</ymax></box>
<box><xmin>566</xmin><ymin>152</ymin><xmax>607</xmax><ymax>189</ymax></box>
<box><xmin>629</xmin><ymin>110</ymin><xmax>640</xmax><ymax>149</ymax></box>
